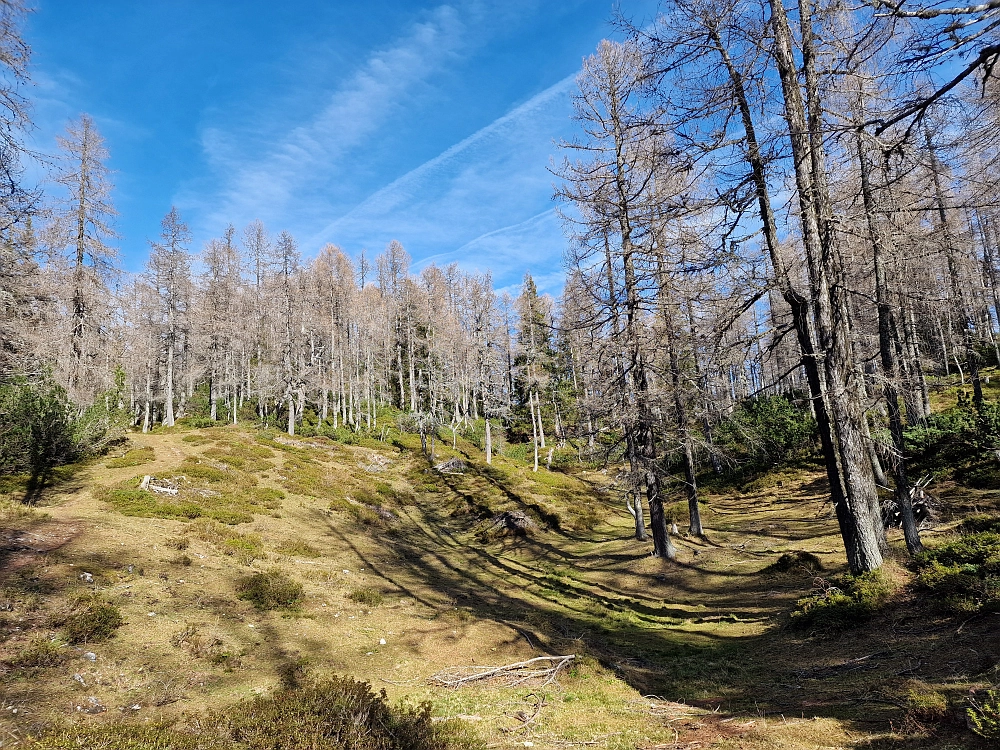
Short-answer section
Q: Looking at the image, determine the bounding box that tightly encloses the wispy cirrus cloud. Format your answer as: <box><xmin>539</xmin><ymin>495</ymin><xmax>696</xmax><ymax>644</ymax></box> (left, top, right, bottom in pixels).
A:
<box><xmin>316</xmin><ymin>72</ymin><xmax>578</xmax><ymax>292</ymax></box>
<box><xmin>177</xmin><ymin>0</ymin><xmax>580</xmax><ymax>294</ymax></box>
<box><xmin>186</xmin><ymin>3</ymin><xmax>482</xmax><ymax>234</ymax></box>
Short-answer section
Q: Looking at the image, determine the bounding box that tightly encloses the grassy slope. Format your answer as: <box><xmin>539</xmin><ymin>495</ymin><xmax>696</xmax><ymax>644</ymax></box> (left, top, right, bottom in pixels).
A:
<box><xmin>0</xmin><ymin>419</ymin><xmax>998</xmax><ymax>750</ymax></box>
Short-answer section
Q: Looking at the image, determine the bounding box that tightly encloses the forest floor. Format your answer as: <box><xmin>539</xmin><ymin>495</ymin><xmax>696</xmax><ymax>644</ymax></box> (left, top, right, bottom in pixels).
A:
<box><xmin>0</xmin><ymin>420</ymin><xmax>998</xmax><ymax>749</ymax></box>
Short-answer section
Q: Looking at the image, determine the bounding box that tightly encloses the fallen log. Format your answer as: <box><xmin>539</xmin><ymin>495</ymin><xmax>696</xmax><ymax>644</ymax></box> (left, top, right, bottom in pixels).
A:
<box><xmin>139</xmin><ymin>475</ymin><xmax>179</xmax><ymax>496</ymax></box>
<box><xmin>430</xmin><ymin>654</ymin><xmax>575</xmax><ymax>688</ymax></box>
<box><xmin>434</xmin><ymin>457</ymin><xmax>466</xmax><ymax>474</ymax></box>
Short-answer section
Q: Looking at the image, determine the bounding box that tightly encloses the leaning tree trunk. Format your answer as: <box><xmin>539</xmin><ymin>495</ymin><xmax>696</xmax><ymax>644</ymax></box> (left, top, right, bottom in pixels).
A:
<box><xmin>711</xmin><ymin>23</ymin><xmax>863</xmax><ymax>563</ymax></box>
<box><xmin>769</xmin><ymin>0</ymin><xmax>883</xmax><ymax>574</ymax></box>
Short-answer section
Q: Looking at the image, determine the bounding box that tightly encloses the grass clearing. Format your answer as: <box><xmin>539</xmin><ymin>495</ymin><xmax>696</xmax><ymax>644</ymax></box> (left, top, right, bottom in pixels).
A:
<box><xmin>105</xmin><ymin>445</ymin><xmax>156</xmax><ymax>468</ymax></box>
<box><xmin>1</xmin><ymin>423</ymin><xmax>998</xmax><ymax>749</ymax></box>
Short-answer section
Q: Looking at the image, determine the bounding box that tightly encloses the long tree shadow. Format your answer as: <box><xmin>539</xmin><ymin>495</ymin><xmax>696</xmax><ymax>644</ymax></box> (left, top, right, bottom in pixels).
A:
<box><xmin>307</xmin><ymin>472</ymin><xmax>1000</xmax><ymax>746</ymax></box>
<box><xmin>315</xmin><ymin>501</ymin><xmax>806</xmax><ymax>701</ymax></box>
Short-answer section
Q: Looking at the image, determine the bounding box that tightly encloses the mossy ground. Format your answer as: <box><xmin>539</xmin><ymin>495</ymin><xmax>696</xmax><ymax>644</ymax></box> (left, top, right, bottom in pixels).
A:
<box><xmin>1</xmin><ymin>423</ymin><xmax>998</xmax><ymax>749</ymax></box>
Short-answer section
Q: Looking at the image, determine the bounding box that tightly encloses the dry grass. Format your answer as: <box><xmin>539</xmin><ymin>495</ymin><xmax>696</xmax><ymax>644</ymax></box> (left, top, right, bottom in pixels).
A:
<box><xmin>0</xmin><ymin>423</ymin><xmax>997</xmax><ymax>749</ymax></box>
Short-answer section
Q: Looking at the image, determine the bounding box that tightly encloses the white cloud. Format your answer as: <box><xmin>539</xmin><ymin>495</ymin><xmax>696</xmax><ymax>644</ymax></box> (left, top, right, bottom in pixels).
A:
<box><xmin>317</xmin><ymin>73</ymin><xmax>578</xmax><ymax>290</ymax></box>
<box><xmin>190</xmin><ymin>3</ymin><xmax>475</xmax><ymax>232</ymax></box>
<box><xmin>177</xmin><ymin>0</ymin><xmax>579</xmax><ymax>293</ymax></box>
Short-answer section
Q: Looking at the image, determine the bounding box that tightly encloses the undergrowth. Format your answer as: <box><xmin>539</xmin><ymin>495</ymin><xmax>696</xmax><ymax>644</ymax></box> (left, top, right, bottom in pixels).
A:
<box><xmin>190</xmin><ymin>519</ymin><xmax>265</xmax><ymax>564</ymax></box>
<box><xmin>276</xmin><ymin>537</ymin><xmax>321</xmax><ymax>557</ymax></box>
<box><xmin>6</xmin><ymin>637</ymin><xmax>68</xmax><ymax>673</ymax></box>
<box><xmin>968</xmin><ymin>688</ymin><xmax>1000</xmax><ymax>740</ymax></box>
<box><xmin>790</xmin><ymin>569</ymin><xmax>896</xmax><ymax>630</ymax></box>
<box><xmin>348</xmin><ymin>587</ymin><xmax>384</xmax><ymax>607</ymax></box>
<box><xmin>57</xmin><ymin>594</ymin><xmax>125</xmax><ymax>643</ymax></box>
<box><xmin>27</xmin><ymin>676</ymin><xmax>481</xmax><ymax>750</ymax></box>
<box><xmin>914</xmin><ymin>517</ymin><xmax>1000</xmax><ymax>613</ymax></box>
<box><xmin>235</xmin><ymin>569</ymin><xmax>304</xmax><ymax>610</ymax></box>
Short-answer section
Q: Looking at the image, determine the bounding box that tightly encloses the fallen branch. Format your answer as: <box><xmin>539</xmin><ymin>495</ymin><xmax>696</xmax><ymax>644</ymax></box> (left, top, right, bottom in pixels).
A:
<box><xmin>430</xmin><ymin>655</ymin><xmax>575</xmax><ymax>688</ymax></box>
<box><xmin>360</xmin><ymin>452</ymin><xmax>392</xmax><ymax>473</ymax></box>
<box><xmin>502</xmin><ymin>692</ymin><xmax>547</xmax><ymax>733</ymax></box>
<box><xmin>434</xmin><ymin>457</ymin><xmax>466</xmax><ymax>474</ymax></box>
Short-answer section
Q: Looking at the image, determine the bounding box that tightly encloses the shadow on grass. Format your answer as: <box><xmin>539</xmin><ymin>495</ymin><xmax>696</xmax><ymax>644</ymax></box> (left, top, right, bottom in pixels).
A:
<box><xmin>0</xmin><ymin>461</ymin><xmax>91</xmax><ymax>506</ymax></box>
<box><xmin>312</xmin><ymin>475</ymin><xmax>1000</xmax><ymax>750</ymax></box>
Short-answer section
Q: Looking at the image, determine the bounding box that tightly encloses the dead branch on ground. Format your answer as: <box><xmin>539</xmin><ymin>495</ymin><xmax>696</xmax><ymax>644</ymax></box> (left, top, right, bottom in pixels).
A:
<box><xmin>430</xmin><ymin>655</ymin><xmax>575</xmax><ymax>688</ymax></box>
<box><xmin>502</xmin><ymin>692</ymin><xmax>547</xmax><ymax>733</ymax></box>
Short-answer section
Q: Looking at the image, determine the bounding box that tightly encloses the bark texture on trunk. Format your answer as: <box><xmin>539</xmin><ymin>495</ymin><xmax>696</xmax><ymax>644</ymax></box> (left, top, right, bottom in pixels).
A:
<box><xmin>768</xmin><ymin>0</ymin><xmax>884</xmax><ymax>573</ymax></box>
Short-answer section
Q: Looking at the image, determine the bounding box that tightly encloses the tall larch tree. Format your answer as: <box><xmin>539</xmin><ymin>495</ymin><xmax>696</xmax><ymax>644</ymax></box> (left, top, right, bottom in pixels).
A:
<box><xmin>147</xmin><ymin>207</ymin><xmax>191</xmax><ymax>428</ymax></box>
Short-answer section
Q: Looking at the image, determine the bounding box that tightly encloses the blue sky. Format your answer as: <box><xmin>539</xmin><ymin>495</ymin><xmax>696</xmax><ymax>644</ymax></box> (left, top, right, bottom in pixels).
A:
<box><xmin>25</xmin><ymin>0</ymin><xmax>657</xmax><ymax>294</ymax></box>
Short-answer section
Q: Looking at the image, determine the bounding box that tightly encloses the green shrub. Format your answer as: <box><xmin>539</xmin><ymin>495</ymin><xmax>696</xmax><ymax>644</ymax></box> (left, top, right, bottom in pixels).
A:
<box><xmin>102</xmin><ymin>487</ymin><xmax>203</xmax><ymax>520</ymax></box>
<box><xmin>203</xmin><ymin>444</ymin><xmax>275</xmax><ymax>472</ymax></box>
<box><xmin>27</xmin><ymin>676</ymin><xmax>482</xmax><ymax>750</ymax></box>
<box><xmin>100</xmin><ymin>467</ymin><xmax>276</xmax><ymax>525</ymax></box>
<box><xmin>223</xmin><ymin>532</ymin><xmax>264</xmax><ymax>564</ymax></box>
<box><xmin>249</xmin><ymin>487</ymin><xmax>284</xmax><ymax>509</ymax></box>
<box><xmin>7</xmin><ymin>637</ymin><xmax>68</xmax><ymax>671</ymax></box>
<box><xmin>904</xmin><ymin>681</ymin><xmax>950</xmax><ymax>723</ymax></box>
<box><xmin>968</xmin><ymin>689</ymin><xmax>1000</xmax><ymax>740</ymax></box>
<box><xmin>715</xmin><ymin>394</ymin><xmax>816</xmax><ymax>471</ymax></box>
<box><xmin>903</xmin><ymin>409</ymin><xmax>972</xmax><ymax>459</ymax></box>
<box><xmin>915</xmin><ymin>531</ymin><xmax>1000</xmax><ymax>613</ymax></box>
<box><xmin>180</xmin><ymin>459</ymin><xmax>230</xmax><ymax>483</ymax></box>
<box><xmin>26</xmin><ymin>724</ymin><xmax>199</xmax><ymax>750</ymax></box>
<box><xmin>790</xmin><ymin>569</ymin><xmax>894</xmax><ymax>630</ymax></box>
<box><xmin>190</xmin><ymin>519</ymin><xmax>264</xmax><ymax>556</ymax></box>
<box><xmin>61</xmin><ymin>597</ymin><xmax>125</xmax><ymax>643</ymax></box>
<box><xmin>905</xmin><ymin>403</ymin><xmax>1000</xmax><ymax>485</ymax></box>
<box><xmin>235</xmin><ymin>569</ymin><xmax>304</xmax><ymax>610</ymax></box>
<box><xmin>348</xmin><ymin>587</ymin><xmax>384</xmax><ymax>607</ymax></box>
<box><xmin>764</xmin><ymin>550</ymin><xmax>824</xmax><ymax>575</ymax></box>
<box><xmin>276</xmin><ymin>538</ymin><xmax>321</xmax><ymax>558</ymax></box>
<box><xmin>960</xmin><ymin>515</ymin><xmax>1000</xmax><ymax>534</ymax></box>
<box><xmin>203</xmin><ymin>676</ymin><xmax>481</xmax><ymax>750</ymax></box>
<box><xmin>323</xmin><ymin>425</ymin><xmax>360</xmax><ymax>444</ymax></box>
<box><xmin>348</xmin><ymin>503</ymin><xmax>386</xmax><ymax>526</ymax></box>
<box><xmin>0</xmin><ymin>375</ymin><xmax>78</xmax><ymax>476</ymax></box>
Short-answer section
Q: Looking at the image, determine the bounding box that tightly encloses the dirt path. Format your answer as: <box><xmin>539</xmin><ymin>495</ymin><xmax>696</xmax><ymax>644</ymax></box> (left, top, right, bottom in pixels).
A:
<box><xmin>0</xmin><ymin>519</ymin><xmax>82</xmax><ymax>579</ymax></box>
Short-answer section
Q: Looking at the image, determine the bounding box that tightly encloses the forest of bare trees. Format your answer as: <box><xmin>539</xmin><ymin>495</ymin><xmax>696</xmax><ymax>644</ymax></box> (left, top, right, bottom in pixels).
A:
<box><xmin>3</xmin><ymin>0</ymin><xmax>1000</xmax><ymax>575</ymax></box>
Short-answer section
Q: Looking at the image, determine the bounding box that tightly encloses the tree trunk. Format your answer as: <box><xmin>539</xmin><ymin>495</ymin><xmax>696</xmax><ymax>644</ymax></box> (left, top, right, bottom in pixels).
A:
<box><xmin>925</xmin><ymin>125</ymin><xmax>983</xmax><ymax>410</ymax></box>
<box><xmin>530</xmin><ymin>392</ymin><xmax>539</xmax><ymax>472</ymax></box>
<box><xmin>165</xmin><ymin>338</ymin><xmax>175</xmax><ymax>427</ymax></box>
<box><xmin>858</xmin><ymin>131</ymin><xmax>924</xmax><ymax>555</ymax></box>
<box><xmin>210</xmin><ymin>370</ymin><xmax>217</xmax><ymax>421</ymax></box>
<box><xmin>769</xmin><ymin>0</ymin><xmax>883</xmax><ymax>573</ymax></box>
<box><xmin>629</xmin><ymin>490</ymin><xmax>648</xmax><ymax>541</ymax></box>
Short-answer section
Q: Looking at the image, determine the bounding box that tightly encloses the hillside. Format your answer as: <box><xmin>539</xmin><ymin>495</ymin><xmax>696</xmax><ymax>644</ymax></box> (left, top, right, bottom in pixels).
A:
<box><xmin>1</xmin><ymin>424</ymin><xmax>999</xmax><ymax>749</ymax></box>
